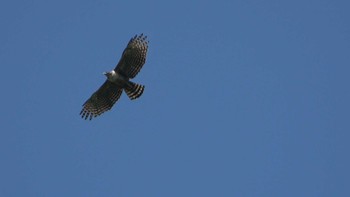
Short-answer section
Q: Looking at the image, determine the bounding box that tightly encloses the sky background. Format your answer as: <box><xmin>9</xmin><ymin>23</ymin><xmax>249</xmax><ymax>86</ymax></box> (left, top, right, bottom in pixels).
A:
<box><xmin>1</xmin><ymin>0</ymin><xmax>349</xmax><ymax>196</ymax></box>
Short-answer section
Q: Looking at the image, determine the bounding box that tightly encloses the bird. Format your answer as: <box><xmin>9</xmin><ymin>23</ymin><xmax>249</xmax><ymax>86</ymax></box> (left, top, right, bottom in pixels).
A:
<box><xmin>80</xmin><ymin>34</ymin><xmax>149</xmax><ymax>120</ymax></box>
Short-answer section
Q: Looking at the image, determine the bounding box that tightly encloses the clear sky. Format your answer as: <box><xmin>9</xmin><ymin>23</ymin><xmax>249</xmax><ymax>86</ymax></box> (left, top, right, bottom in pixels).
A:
<box><xmin>1</xmin><ymin>0</ymin><xmax>349</xmax><ymax>196</ymax></box>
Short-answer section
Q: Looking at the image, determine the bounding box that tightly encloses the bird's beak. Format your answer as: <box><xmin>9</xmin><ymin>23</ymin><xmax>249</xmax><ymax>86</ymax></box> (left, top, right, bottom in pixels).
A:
<box><xmin>102</xmin><ymin>72</ymin><xmax>107</xmax><ymax>76</ymax></box>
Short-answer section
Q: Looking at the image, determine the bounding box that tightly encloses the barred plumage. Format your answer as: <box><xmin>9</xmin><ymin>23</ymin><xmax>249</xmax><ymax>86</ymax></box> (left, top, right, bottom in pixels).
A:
<box><xmin>80</xmin><ymin>34</ymin><xmax>149</xmax><ymax>120</ymax></box>
<box><xmin>115</xmin><ymin>34</ymin><xmax>149</xmax><ymax>78</ymax></box>
<box><xmin>80</xmin><ymin>81</ymin><xmax>123</xmax><ymax>120</ymax></box>
<box><xmin>125</xmin><ymin>82</ymin><xmax>145</xmax><ymax>100</ymax></box>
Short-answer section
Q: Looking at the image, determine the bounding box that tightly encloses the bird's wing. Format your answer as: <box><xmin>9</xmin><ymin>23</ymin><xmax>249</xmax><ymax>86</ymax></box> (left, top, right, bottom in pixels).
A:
<box><xmin>80</xmin><ymin>80</ymin><xmax>123</xmax><ymax>120</ymax></box>
<box><xmin>115</xmin><ymin>34</ymin><xmax>149</xmax><ymax>79</ymax></box>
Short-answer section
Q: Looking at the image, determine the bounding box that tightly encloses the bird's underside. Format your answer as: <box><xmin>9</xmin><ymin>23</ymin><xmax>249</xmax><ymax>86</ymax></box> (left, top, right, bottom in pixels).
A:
<box><xmin>80</xmin><ymin>34</ymin><xmax>149</xmax><ymax>120</ymax></box>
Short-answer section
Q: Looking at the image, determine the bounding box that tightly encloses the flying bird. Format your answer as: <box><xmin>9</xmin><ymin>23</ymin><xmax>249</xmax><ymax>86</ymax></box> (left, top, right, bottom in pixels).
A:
<box><xmin>80</xmin><ymin>34</ymin><xmax>149</xmax><ymax>120</ymax></box>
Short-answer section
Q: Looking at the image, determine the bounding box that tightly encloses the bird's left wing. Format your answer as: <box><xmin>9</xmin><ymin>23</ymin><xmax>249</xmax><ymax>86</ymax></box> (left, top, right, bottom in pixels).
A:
<box><xmin>80</xmin><ymin>80</ymin><xmax>123</xmax><ymax>120</ymax></box>
<box><xmin>115</xmin><ymin>34</ymin><xmax>149</xmax><ymax>79</ymax></box>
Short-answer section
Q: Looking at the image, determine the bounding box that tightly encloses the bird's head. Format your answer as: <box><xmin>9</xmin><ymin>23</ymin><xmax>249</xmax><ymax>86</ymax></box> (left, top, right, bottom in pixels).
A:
<box><xmin>103</xmin><ymin>70</ymin><xmax>115</xmax><ymax>78</ymax></box>
<box><xmin>103</xmin><ymin>71</ymin><xmax>109</xmax><ymax>77</ymax></box>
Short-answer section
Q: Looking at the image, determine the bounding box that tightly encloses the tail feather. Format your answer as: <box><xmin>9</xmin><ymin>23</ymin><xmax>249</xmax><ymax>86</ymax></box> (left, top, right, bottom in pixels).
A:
<box><xmin>125</xmin><ymin>82</ymin><xmax>144</xmax><ymax>100</ymax></box>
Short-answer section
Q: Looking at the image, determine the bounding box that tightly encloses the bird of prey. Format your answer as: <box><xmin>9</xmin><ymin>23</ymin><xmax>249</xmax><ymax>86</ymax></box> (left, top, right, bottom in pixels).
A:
<box><xmin>80</xmin><ymin>34</ymin><xmax>149</xmax><ymax>120</ymax></box>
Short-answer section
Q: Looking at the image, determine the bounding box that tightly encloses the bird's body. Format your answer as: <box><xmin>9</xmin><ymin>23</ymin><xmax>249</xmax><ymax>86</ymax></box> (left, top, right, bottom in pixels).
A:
<box><xmin>104</xmin><ymin>70</ymin><xmax>128</xmax><ymax>87</ymax></box>
<box><xmin>80</xmin><ymin>34</ymin><xmax>149</xmax><ymax>120</ymax></box>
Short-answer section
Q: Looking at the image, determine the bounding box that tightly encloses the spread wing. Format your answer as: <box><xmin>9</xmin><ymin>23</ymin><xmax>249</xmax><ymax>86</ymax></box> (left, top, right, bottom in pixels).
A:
<box><xmin>80</xmin><ymin>81</ymin><xmax>123</xmax><ymax>120</ymax></box>
<box><xmin>115</xmin><ymin>34</ymin><xmax>149</xmax><ymax>78</ymax></box>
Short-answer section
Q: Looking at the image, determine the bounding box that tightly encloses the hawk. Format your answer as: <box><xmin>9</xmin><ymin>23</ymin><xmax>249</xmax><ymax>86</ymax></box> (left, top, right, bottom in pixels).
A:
<box><xmin>80</xmin><ymin>34</ymin><xmax>149</xmax><ymax>120</ymax></box>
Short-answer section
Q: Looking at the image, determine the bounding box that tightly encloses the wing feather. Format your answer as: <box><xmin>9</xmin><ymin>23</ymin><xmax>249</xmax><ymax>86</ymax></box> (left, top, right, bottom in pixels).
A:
<box><xmin>80</xmin><ymin>81</ymin><xmax>123</xmax><ymax>120</ymax></box>
<box><xmin>115</xmin><ymin>34</ymin><xmax>149</xmax><ymax>78</ymax></box>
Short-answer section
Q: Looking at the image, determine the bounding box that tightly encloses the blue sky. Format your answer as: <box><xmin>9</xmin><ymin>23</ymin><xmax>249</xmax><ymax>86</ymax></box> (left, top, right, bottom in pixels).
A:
<box><xmin>1</xmin><ymin>0</ymin><xmax>349</xmax><ymax>196</ymax></box>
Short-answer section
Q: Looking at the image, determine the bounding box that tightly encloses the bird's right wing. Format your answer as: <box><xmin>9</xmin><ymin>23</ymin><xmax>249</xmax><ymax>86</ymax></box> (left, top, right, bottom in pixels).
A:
<box><xmin>114</xmin><ymin>34</ymin><xmax>149</xmax><ymax>79</ymax></box>
<box><xmin>80</xmin><ymin>80</ymin><xmax>123</xmax><ymax>120</ymax></box>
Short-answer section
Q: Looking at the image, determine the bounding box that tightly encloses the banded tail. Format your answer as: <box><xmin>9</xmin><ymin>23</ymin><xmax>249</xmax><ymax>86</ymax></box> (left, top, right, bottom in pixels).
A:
<box><xmin>125</xmin><ymin>81</ymin><xmax>144</xmax><ymax>100</ymax></box>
